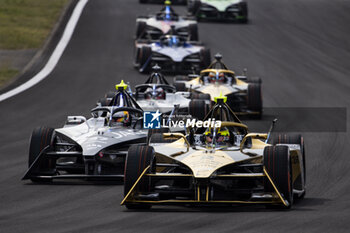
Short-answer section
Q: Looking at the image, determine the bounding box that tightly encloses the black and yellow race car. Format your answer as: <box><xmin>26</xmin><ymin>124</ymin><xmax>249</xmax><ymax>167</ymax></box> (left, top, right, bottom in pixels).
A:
<box><xmin>121</xmin><ymin>96</ymin><xmax>306</xmax><ymax>209</ymax></box>
<box><xmin>174</xmin><ymin>53</ymin><xmax>262</xmax><ymax>118</ymax></box>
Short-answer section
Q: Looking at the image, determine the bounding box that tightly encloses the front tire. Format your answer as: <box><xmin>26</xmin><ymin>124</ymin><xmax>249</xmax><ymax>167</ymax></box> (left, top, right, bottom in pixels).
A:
<box><xmin>269</xmin><ymin>133</ymin><xmax>306</xmax><ymax>198</ymax></box>
<box><xmin>264</xmin><ymin>145</ymin><xmax>293</xmax><ymax>209</ymax></box>
<box><xmin>28</xmin><ymin>127</ymin><xmax>56</xmax><ymax>182</ymax></box>
<box><xmin>124</xmin><ymin>145</ymin><xmax>154</xmax><ymax>209</ymax></box>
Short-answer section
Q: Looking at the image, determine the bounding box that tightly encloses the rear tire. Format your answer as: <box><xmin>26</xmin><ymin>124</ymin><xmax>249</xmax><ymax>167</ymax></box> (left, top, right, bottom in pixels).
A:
<box><xmin>191</xmin><ymin>93</ymin><xmax>210</xmax><ymax>100</ymax></box>
<box><xmin>28</xmin><ymin>127</ymin><xmax>56</xmax><ymax>182</ymax></box>
<box><xmin>247</xmin><ymin>83</ymin><xmax>262</xmax><ymax>118</ymax></box>
<box><xmin>187</xmin><ymin>0</ymin><xmax>200</xmax><ymax>16</ymax></box>
<box><xmin>149</xmin><ymin>133</ymin><xmax>178</xmax><ymax>144</ymax></box>
<box><xmin>105</xmin><ymin>91</ymin><xmax>115</xmax><ymax>99</ymax></box>
<box><xmin>138</xmin><ymin>46</ymin><xmax>152</xmax><ymax>73</ymax></box>
<box><xmin>247</xmin><ymin>77</ymin><xmax>261</xmax><ymax>84</ymax></box>
<box><xmin>135</xmin><ymin>21</ymin><xmax>146</xmax><ymax>39</ymax></box>
<box><xmin>188</xmin><ymin>24</ymin><xmax>198</xmax><ymax>41</ymax></box>
<box><xmin>147</xmin><ymin>128</ymin><xmax>170</xmax><ymax>143</ymax></box>
<box><xmin>200</xmin><ymin>48</ymin><xmax>211</xmax><ymax>69</ymax></box>
<box><xmin>264</xmin><ymin>145</ymin><xmax>293</xmax><ymax>209</ymax></box>
<box><xmin>97</xmin><ymin>97</ymin><xmax>111</xmax><ymax>107</ymax></box>
<box><xmin>238</xmin><ymin>2</ymin><xmax>248</xmax><ymax>23</ymax></box>
<box><xmin>124</xmin><ymin>145</ymin><xmax>154</xmax><ymax>209</ymax></box>
<box><xmin>189</xmin><ymin>100</ymin><xmax>207</xmax><ymax>120</ymax></box>
<box><xmin>174</xmin><ymin>82</ymin><xmax>186</xmax><ymax>91</ymax></box>
<box><xmin>173</xmin><ymin>76</ymin><xmax>189</xmax><ymax>83</ymax></box>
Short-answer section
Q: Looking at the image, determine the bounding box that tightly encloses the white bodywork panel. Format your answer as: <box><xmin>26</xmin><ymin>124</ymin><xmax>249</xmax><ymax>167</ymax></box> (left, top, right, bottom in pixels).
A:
<box><xmin>137</xmin><ymin>17</ymin><xmax>196</xmax><ymax>34</ymax></box>
<box><xmin>201</xmin><ymin>0</ymin><xmax>243</xmax><ymax>12</ymax></box>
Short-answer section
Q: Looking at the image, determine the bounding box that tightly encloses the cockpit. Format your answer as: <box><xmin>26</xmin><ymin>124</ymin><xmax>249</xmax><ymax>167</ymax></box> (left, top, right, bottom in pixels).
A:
<box><xmin>156</xmin><ymin>5</ymin><xmax>179</xmax><ymax>21</ymax></box>
<box><xmin>190</xmin><ymin>95</ymin><xmax>248</xmax><ymax>148</ymax></box>
<box><xmin>201</xmin><ymin>70</ymin><xmax>235</xmax><ymax>85</ymax></box>
<box><xmin>92</xmin><ymin>80</ymin><xmax>144</xmax><ymax>129</ymax></box>
<box><xmin>159</xmin><ymin>35</ymin><xmax>184</xmax><ymax>47</ymax></box>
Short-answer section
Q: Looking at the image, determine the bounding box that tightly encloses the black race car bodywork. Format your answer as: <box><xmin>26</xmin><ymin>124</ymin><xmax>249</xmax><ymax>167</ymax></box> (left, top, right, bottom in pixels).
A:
<box><xmin>188</xmin><ymin>0</ymin><xmax>248</xmax><ymax>22</ymax></box>
<box><xmin>23</xmin><ymin>82</ymin><xmax>148</xmax><ymax>183</ymax></box>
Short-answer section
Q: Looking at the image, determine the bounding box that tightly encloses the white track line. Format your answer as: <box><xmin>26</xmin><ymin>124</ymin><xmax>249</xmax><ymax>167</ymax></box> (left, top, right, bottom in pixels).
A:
<box><xmin>0</xmin><ymin>0</ymin><xmax>89</xmax><ymax>102</ymax></box>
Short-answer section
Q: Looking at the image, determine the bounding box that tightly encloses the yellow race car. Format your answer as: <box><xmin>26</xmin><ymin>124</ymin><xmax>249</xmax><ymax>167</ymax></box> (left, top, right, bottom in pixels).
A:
<box><xmin>173</xmin><ymin>53</ymin><xmax>262</xmax><ymax>118</ymax></box>
<box><xmin>121</xmin><ymin>95</ymin><xmax>306</xmax><ymax>209</ymax></box>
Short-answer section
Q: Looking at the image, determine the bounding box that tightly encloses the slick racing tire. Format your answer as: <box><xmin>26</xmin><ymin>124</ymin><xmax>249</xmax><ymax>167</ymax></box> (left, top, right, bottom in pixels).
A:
<box><xmin>105</xmin><ymin>91</ymin><xmax>115</xmax><ymax>99</ymax></box>
<box><xmin>187</xmin><ymin>0</ymin><xmax>200</xmax><ymax>15</ymax></box>
<box><xmin>189</xmin><ymin>100</ymin><xmax>208</xmax><ymax>120</ymax></box>
<box><xmin>247</xmin><ymin>83</ymin><xmax>262</xmax><ymax>118</ymax></box>
<box><xmin>264</xmin><ymin>145</ymin><xmax>293</xmax><ymax>209</ymax></box>
<box><xmin>135</xmin><ymin>21</ymin><xmax>146</xmax><ymax>39</ymax></box>
<box><xmin>191</xmin><ymin>92</ymin><xmax>210</xmax><ymax>101</ymax></box>
<box><xmin>97</xmin><ymin>97</ymin><xmax>111</xmax><ymax>107</ymax></box>
<box><xmin>238</xmin><ymin>1</ymin><xmax>248</xmax><ymax>23</ymax></box>
<box><xmin>138</xmin><ymin>46</ymin><xmax>152</xmax><ymax>73</ymax></box>
<box><xmin>28</xmin><ymin>127</ymin><xmax>56</xmax><ymax>182</ymax></box>
<box><xmin>147</xmin><ymin>128</ymin><xmax>170</xmax><ymax>143</ymax></box>
<box><xmin>124</xmin><ymin>145</ymin><xmax>154</xmax><ymax>209</ymax></box>
<box><xmin>200</xmin><ymin>48</ymin><xmax>211</xmax><ymax>69</ymax></box>
<box><xmin>173</xmin><ymin>75</ymin><xmax>189</xmax><ymax>83</ymax></box>
<box><xmin>174</xmin><ymin>82</ymin><xmax>186</xmax><ymax>91</ymax></box>
<box><xmin>149</xmin><ymin>133</ymin><xmax>178</xmax><ymax>144</ymax></box>
<box><xmin>188</xmin><ymin>24</ymin><xmax>199</xmax><ymax>41</ymax></box>
<box><xmin>247</xmin><ymin>77</ymin><xmax>261</xmax><ymax>84</ymax></box>
<box><xmin>269</xmin><ymin>133</ymin><xmax>306</xmax><ymax>198</ymax></box>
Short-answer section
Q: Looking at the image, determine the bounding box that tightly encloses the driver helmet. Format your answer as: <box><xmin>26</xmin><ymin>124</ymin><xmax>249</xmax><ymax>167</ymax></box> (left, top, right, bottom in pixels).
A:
<box><xmin>168</xmin><ymin>36</ymin><xmax>179</xmax><ymax>47</ymax></box>
<box><xmin>218</xmin><ymin>72</ymin><xmax>225</xmax><ymax>83</ymax></box>
<box><xmin>145</xmin><ymin>87</ymin><xmax>166</xmax><ymax>100</ymax></box>
<box><xmin>208</xmin><ymin>72</ymin><xmax>216</xmax><ymax>83</ymax></box>
<box><xmin>111</xmin><ymin>111</ymin><xmax>130</xmax><ymax>127</ymax></box>
<box><xmin>204</xmin><ymin>127</ymin><xmax>230</xmax><ymax>145</ymax></box>
<box><xmin>165</xmin><ymin>5</ymin><xmax>172</xmax><ymax>20</ymax></box>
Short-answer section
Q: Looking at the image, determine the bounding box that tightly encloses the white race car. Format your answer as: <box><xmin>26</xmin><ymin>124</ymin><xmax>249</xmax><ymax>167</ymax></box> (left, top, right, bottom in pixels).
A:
<box><xmin>136</xmin><ymin>2</ymin><xmax>198</xmax><ymax>41</ymax></box>
<box><xmin>99</xmin><ymin>66</ymin><xmax>211</xmax><ymax>120</ymax></box>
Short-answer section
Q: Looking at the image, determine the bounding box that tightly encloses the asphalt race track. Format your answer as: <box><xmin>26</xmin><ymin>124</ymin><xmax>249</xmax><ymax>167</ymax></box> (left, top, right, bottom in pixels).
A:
<box><xmin>1</xmin><ymin>0</ymin><xmax>350</xmax><ymax>232</ymax></box>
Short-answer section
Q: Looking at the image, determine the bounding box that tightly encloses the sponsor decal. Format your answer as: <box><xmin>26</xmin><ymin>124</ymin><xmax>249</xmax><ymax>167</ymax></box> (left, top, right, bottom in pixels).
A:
<box><xmin>143</xmin><ymin>110</ymin><xmax>162</xmax><ymax>129</ymax></box>
<box><xmin>143</xmin><ymin>110</ymin><xmax>221</xmax><ymax>129</ymax></box>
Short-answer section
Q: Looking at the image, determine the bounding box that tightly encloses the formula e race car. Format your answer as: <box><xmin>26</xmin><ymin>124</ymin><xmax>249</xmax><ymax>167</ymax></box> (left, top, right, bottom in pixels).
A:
<box><xmin>136</xmin><ymin>2</ymin><xmax>198</xmax><ymax>41</ymax></box>
<box><xmin>22</xmin><ymin>82</ymin><xmax>148</xmax><ymax>183</ymax></box>
<box><xmin>134</xmin><ymin>34</ymin><xmax>211</xmax><ymax>73</ymax></box>
<box><xmin>188</xmin><ymin>0</ymin><xmax>248</xmax><ymax>22</ymax></box>
<box><xmin>121</xmin><ymin>96</ymin><xmax>306</xmax><ymax>209</ymax></box>
<box><xmin>174</xmin><ymin>54</ymin><xmax>262</xmax><ymax>118</ymax></box>
<box><xmin>98</xmin><ymin>66</ymin><xmax>211</xmax><ymax>120</ymax></box>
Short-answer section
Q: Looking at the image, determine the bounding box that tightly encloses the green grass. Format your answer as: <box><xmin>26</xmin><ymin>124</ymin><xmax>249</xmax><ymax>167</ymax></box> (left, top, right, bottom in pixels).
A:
<box><xmin>0</xmin><ymin>65</ymin><xmax>19</xmax><ymax>86</ymax></box>
<box><xmin>0</xmin><ymin>0</ymin><xmax>69</xmax><ymax>49</ymax></box>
